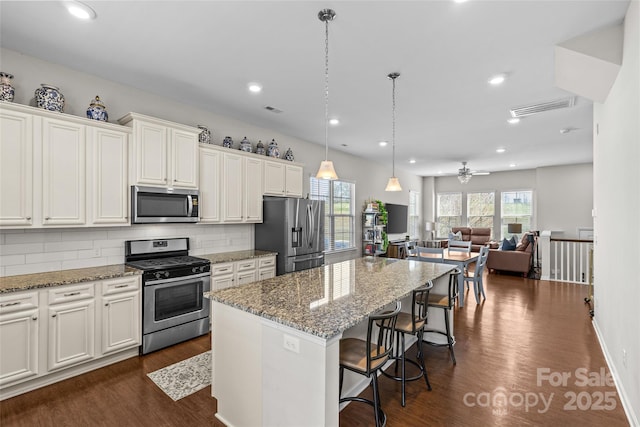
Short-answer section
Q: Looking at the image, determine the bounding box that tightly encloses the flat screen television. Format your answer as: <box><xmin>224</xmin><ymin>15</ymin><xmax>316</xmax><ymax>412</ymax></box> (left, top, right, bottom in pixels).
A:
<box><xmin>385</xmin><ymin>203</ymin><xmax>408</xmax><ymax>234</ymax></box>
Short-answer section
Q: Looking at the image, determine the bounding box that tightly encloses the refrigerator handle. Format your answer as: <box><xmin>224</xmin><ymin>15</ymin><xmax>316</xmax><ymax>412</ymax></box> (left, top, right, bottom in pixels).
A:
<box><xmin>306</xmin><ymin>204</ymin><xmax>313</xmax><ymax>248</ymax></box>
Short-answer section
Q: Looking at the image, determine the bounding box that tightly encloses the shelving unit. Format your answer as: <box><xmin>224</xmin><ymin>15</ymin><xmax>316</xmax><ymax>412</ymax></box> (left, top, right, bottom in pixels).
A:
<box><xmin>362</xmin><ymin>212</ymin><xmax>386</xmax><ymax>256</ymax></box>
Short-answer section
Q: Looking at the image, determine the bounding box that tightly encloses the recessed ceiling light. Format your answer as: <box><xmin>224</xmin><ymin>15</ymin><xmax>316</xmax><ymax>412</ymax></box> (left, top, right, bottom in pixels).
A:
<box><xmin>379</xmin><ymin>141</ymin><xmax>388</xmax><ymax>147</ymax></box>
<box><xmin>329</xmin><ymin>118</ymin><xmax>340</xmax><ymax>126</ymax></box>
<box><xmin>453</xmin><ymin>0</ymin><xmax>469</xmax><ymax>3</ymax></box>
<box><xmin>409</xmin><ymin>159</ymin><xmax>416</xmax><ymax>164</ymax></box>
<box><xmin>65</xmin><ymin>1</ymin><xmax>96</xmax><ymax>20</ymax></box>
<box><xmin>248</xmin><ymin>83</ymin><xmax>262</xmax><ymax>93</ymax></box>
<box><xmin>507</xmin><ymin>117</ymin><xmax>520</xmax><ymax>124</ymax></box>
<box><xmin>509</xmin><ymin>163</ymin><xmax>516</xmax><ymax>168</ymax></box>
<box><xmin>496</xmin><ymin>148</ymin><xmax>506</xmax><ymax>153</ymax></box>
<box><xmin>488</xmin><ymin>74</ymin><xmax>506</xmax><ymax>86</ymax></box>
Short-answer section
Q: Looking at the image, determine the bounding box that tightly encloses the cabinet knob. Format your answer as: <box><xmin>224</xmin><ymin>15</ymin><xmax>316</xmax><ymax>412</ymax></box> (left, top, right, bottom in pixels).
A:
<box><xmin>32</xmin><ymin>316</ymin><xmax>37</xmax><ymax>321</ymax></box>
<box><xmin>51</xmin><ymin>314</ymin><xmax>57</xmax><ymax>318</ymax></box>
<box><xmin>26</xmin><ymin>217</ymin><xmax>32</xmax><ymax>220</ymax></box>
<box><xmin>45</xmin><ymin>217</ymin><xmax>50</xmax><ymax>220</ymax></box>
<box><xmin>105</xmin><ymin>303</ymin><xmax>109</xmax><ymax>307</ymax></box>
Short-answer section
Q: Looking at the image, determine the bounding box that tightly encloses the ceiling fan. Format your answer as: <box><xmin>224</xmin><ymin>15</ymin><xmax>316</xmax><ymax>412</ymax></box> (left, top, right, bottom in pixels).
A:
<box><xmin>458</xmin><ymin>161</ymin><xmax>490</xmax><ymax>184</ymax></box>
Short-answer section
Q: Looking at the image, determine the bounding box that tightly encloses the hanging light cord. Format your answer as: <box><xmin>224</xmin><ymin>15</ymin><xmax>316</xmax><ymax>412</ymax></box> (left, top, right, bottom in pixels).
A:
<box><xmin>391</xmin><ymin>76</ymin><xmax>396</xmax><ymax>177</ymax></box>
<box><xmin>324</xmin><ymin>15</ymin><xmax>330</xmax><ymax>161</ymax></box>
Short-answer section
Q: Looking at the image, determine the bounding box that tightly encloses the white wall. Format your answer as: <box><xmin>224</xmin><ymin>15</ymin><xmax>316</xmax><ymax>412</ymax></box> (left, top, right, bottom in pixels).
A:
<box><xmin>593</xmin><ymin>1</ymin><xmax>640</xmax><ymax>424</ymax></box>
<box><xmin>0</xmin><ymin>48</ymin><xmax>423</xmax><ymax>273</ymax></box>
<box><xmin>429</xmin><ymin>165</ymin><xmax>593</xmax><ymax>239</ymax></box>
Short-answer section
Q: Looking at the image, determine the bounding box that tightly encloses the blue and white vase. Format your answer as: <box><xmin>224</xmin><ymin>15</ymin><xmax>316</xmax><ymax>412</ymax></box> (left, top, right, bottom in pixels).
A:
<box><xmin>86</xmin><ymin>95</ymin><xmax>108</xmax><ymax>121</ymax></box>
<box><xmin>255</xmin><ymin>140</ymin><xmax>265</xmax><ymax>155</ymax></box>
<box><xmin>223</xmin><ymin>136</ymin><xmax>233</xmax><ymax>148</ymax></box>
<box><xmin>198</xmin><ymin>125</ymin><xmax>212</xmax><ymax>144</ymax></box>
<box><xmin>240</xmin><ymin>136</ymin><xmax>252</xmax><ymax>153</ymax></box>
<box><xmin>35</xmin><ymin>84</ymin><xmax>65</xmax><ymax>112</ymax></box>
<box><xmin>267</xmin><ymin>139</ymin><xmax>280</xmax><ymax>158</ymax></box>
<box><xmin>0</xmin><ymin>72</ymin><xmax>15</xmax><ymax>102</ymax></box>
<box><xmin>284</xmin><ymin>148</ymin><xmax>294</xmax><ymax>161</ymax></box>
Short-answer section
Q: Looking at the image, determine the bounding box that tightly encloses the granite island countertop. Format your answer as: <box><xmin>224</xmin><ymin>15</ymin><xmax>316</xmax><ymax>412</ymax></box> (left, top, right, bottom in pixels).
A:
<box><xmin>197</xmin><ymin>249</ymin><xmax>277</xmax><ymax>264</ymax></box>
<box><xmin>0</xmin><ymin>264</ymin><xmax>143</xmax><ymax>294</ymax></box>
<box><xmin>207</xmin><ymin>256</ymin><xmax>454</xmax><ymax>339</ymax></box>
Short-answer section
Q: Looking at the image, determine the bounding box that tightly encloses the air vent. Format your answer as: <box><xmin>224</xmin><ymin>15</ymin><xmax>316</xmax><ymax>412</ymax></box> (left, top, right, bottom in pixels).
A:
<box><xmin>510</xmin><ymin>96</ymin><xmax>576</xmax><ymax>118</ymax></box>
<box><xmin>264</xmin><ymin>105</ymin><xmax>283</xmax><ymax>114</ymax></box>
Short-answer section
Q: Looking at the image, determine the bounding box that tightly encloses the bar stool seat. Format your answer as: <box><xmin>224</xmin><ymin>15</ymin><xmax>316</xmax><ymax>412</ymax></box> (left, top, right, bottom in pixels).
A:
<box><xmin>423</xmin><ymin>269</ymin><xmax>460</xmax><ymax>365</ymax></box>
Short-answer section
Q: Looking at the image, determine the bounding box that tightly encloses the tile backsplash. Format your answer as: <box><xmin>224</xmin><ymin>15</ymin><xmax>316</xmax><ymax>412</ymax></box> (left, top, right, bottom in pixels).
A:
<box><xmin>0</xmin><ymin>224</ymin><xmax>253</xmax><ymax>277</ymax></box>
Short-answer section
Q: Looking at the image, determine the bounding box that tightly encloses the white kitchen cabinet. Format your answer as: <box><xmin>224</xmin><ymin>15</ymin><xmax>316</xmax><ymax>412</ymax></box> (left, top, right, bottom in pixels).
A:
<box><xmin>211</xmin><ymin>256</ymin><xmax>276</xmax><ymax>290</ymax></box>
<box><xmin>0</xmin><ymin>106</ymin><xmax>33</xmax><ymax>226</ymax></box>
<box><xmin>198</xmin><ymin>146</ymin><xmax>222</xmax><ymax>222</ymax></box>
<box><xmin>119</xmin><ymin>113</ymin><xmax>199</xmax><ymax>189</ymax></box>
<box><xmin>0</xmin><ymin>292</ymin><xmax>39</xmax><ymax>386</ymax></box>
<box><xmin>47</xmin><ymin>283</ymin><xmax>95</xmax><ymax>371</ymax></box>
<box><xmin>263</xmin><ymin>160</ymin><xmax>303</xmax><ymax>197</ymax></box>
<box><xmin>88</xmin><ymin>127</ymin><xmax>129</xmax><ymax>225</ymax></box>
<box><xmin>101</xmin><ymin>277</ymin><xmax>140</xmax><ymax>355</ymax></box>
<box><xmin>221</xmin><ymin>151</ymin><xmax>263</xmax><ymax>223</ymax></box>
<box><xmin>41</xmin><ymin>117</ymin><xmax>86</xmax><ymax>226</ymax></box>
<box><xmin>244</xmin><ymin>157</ymin><xmax>263</xmax><ymax>221</ymax></box>
<box><xmin>211</xmin><ymin>262</ymin><xmax>236</xmax><ymax>290</ymax></box>
<box><xmin>236</xmin><ymin>259</ymin><xmax>258</xmax><ymax>285</ymax></box>
<box><xmin>258</xmin><ymin>256</ymin><xmax>277</xmax><ymax>280</ymax></box>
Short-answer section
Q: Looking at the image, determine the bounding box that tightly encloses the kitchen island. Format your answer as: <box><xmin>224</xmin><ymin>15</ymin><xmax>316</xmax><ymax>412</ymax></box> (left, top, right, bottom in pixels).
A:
<box><xmin>208</xmin><ymin>256</ymin><xmax>454</xmax><ymax>427</ymax></box>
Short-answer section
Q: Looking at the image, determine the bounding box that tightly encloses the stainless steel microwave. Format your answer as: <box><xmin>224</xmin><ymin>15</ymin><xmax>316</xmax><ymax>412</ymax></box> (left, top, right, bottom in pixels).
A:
<box><xmin>131</xmin><ymin>186</ymin><xmax>199</xmax><ymax>223</ymax></box>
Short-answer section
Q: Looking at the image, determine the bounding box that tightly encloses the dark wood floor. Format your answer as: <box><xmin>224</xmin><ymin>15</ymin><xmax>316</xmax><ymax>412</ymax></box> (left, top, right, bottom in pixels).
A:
<box><xmin>1</xmin><ymin>273</ymin><xmax>629</xmax><ymax>426</ymax></box>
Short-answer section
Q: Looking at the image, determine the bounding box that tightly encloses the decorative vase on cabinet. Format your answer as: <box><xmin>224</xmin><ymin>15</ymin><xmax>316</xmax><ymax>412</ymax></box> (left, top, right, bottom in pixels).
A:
<box><xmin>267</xmin><ymin>139</ymin><xmax>280</xmax><ymax>158</ymax></box>
<box><xmin>240</xmin><ymin>137</ymin><xmax>252</xmax><ymax>153</ymax></box>
<box><xmin>0</xmin><ymin>72</ymin><xmax>15</xmax><ymax>102</ymax></box>
<box><xmin>35</xmin><ymin>84</ymin><xmax>65</xmax><ymax>112</ymax></box>
<box><xmin>86</xmin><ymin>95</ymin><xmax>108</xmax><ymax>121</ymax></box>
<box><xmin>255</xmin><ymin>140</ymin><xmax>265</xmax><ymax>155</ymax></box>
<box><xmin>198</xmin><ymin>125</ymin><xmax>212</xmax><ymax>144</ymax></box>
<box><xmin>223</xmin><ymin>136</ymin><xmax>233</xmax><ymax>148</ymax></box>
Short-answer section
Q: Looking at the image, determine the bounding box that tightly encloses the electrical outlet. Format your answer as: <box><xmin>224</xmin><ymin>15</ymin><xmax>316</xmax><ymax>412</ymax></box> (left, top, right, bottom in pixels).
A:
<box><xmin>622</xmin><ymin>349</ymin><xmax>627</xmax><ymax>368</ymax></box>
<box><xmin>283</xmin><ymin>334</ymin><xmax>300</xmax><ymax>353</ymax></box>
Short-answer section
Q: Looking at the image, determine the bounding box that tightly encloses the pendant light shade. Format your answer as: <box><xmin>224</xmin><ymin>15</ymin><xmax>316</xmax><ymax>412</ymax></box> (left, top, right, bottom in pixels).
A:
<box><xmin>315</xmin><ymin>9</ymin><xmax>339</xmax><ymax>180</ymax></box>
<box><xmin>385</xmin><ymin>72</ymin><xmax>402</xmax><ymax>191</ymax></box>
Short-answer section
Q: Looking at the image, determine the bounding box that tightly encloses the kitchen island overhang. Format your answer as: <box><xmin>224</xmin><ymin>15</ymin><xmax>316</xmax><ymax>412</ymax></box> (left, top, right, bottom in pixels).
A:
<box><xmin>207</xmin><ymin>257</ymin><xmax>455</xmax><ymax>427</ymax></box>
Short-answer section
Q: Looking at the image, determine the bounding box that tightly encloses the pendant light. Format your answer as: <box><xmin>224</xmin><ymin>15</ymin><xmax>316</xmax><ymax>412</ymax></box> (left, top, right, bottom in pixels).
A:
<box><xmin>385</xmin><ymin>72</ymin><xmax>402</xmax><ymax>191</ymax></box>
<box><xmin>315</xmin><ymin>9</ymin><xmax>339</xmax><ymax>180</ymax></box>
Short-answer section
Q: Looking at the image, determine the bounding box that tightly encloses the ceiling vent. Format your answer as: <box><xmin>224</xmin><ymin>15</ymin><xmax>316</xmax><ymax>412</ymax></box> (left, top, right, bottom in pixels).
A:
<box><xmin>264</xmin><ymin>105</ymin><xmax>283</xmax><ymax>114</ymax></box>
<box><xmin>509</xmin><ymin>96</ymin><xmax>576</xmax><ymax>118</ymax></box>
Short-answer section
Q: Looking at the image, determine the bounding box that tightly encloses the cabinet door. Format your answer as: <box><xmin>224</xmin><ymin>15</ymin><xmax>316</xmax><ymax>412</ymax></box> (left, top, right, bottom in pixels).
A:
<box><xmin>0</xmin><ymin>308</ymin><xmax>39</xmax><ymax>386</ymax></box>
<box><xmin>285</xmin><ymin>164</ymin><xmax>303</xmax><ymax>197</ymax></box>
<box><xmin>135</xmin><ymin>121</ymin><xmax>167</xmax><ymax>186</ymax></box>
<box><xmin>263</xmin><ymin>160</ymin><xmax>285</xmax><ymax>195</ymax></box>
<box><xmin>222</xmin><ymin>153</ymin><xmax>243</xmax><ymax>222</ymax></box>
<box><xmin>42</xmin><ymin>118</ymin><xmax>86</xmax><ymax>225</ymax></box>
<box><xmin>258</xmin><ymin>268</ymin><xmax>276</xmax><ymax>281</ymax></box>
<box><xmin>237</xmin><ymin>270</ymin><xmax>257</xmax><ymax>286</ymax></box>
<box><xmin>244</xmin><ymin>157</ymin><xmax>263</xmax><ymax>222</ymax></box>
<box><xmin>199</xmin><ymin>147</ymin><xmax>222</xmax><ymax>222</ymax></box>
<box><xmin>90</xmin><ymin>127</ymin><xmax>129</xmax><ymax>225</ymax></box>
<box><xmin>0</xmin><ymin>108</ymin><xmax>33</xmax><ymax>226</ymax></box>
<box><xmin>171</xmin><ymin>129</ymin><xmax>198</xmax><ymax>188</ymax></box>
<box><xmin>102</xmin><ymin>290</ymin><xmax>140</xmax><ymax>355</ymax></box>
<box><xmin>48</xmin><ymin>299</ymin><xmax>95</xmax><ymax>371</ymax></box>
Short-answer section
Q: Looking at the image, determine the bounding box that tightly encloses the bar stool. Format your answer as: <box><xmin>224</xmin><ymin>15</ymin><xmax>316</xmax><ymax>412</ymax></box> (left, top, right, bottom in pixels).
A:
<box><xmin>380</xmin><ymin>282</ymin><xmax>433</xmax><ymax>407</ymax></box>
<box><xmin>339</xmin><ymin>302</ymin><xmax>401</xmax><ymax>427</ymax></box>
<box><xmin>423</xmin><ymin>269</ymin><xmax>460</xmax><ymax>364</ymax></box>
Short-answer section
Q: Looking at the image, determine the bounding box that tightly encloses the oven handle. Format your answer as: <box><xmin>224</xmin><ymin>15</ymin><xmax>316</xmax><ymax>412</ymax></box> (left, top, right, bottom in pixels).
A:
<box><xmin>144</xmin><ymin>272</ymin><xmax>210</xmax><ymax>286</ymax></box>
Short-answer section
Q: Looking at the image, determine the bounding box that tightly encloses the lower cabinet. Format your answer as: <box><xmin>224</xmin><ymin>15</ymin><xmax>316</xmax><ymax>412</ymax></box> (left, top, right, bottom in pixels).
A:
<box><xmin>211</xmin><ymin>256</ymin><xmax>276</xmax><ymax>290</ymax></box>
<box><xmin>0</xmin><ymin>275</ymin><xmax>141</xmax><ymax>397</ymax></box>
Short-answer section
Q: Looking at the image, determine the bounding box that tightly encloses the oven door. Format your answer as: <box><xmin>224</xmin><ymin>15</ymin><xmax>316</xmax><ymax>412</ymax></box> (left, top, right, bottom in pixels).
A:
<box><xmin>143</xmin><ymin>272</ymin><xmax>210</xmax><ymax>334</ymax></box>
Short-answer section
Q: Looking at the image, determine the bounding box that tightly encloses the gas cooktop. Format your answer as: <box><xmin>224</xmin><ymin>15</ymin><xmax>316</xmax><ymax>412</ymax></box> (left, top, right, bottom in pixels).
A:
<box><xmin>126</xmin><ymin>255</ymin><xmax>209</xmax><ymax>271</ymax></box>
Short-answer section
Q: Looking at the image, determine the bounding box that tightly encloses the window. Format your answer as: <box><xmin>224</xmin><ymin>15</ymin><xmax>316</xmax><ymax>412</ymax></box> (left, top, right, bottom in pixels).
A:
<box><xmin>436</xmin><ymin>192</ymin><xmax>462</xmax><ymax>237</ymax></box>
<box><xmin>500</xmin><ymin>190</ymin><xmax>533</xmax><ymax>239</ymax></box>
<box><xmin>310</xmin><ymin>177</ymin><xmax>356</xmax><ymax>252</ymax></box>
<box><xmin>408</xmin><ymin>190</ymin><xmax>421</xmax><ymax>239</ymax></box>
<box><xmin>467</xmin><ymin>192</ymin><xmax>495</xmax><ymax>237</ymax></box>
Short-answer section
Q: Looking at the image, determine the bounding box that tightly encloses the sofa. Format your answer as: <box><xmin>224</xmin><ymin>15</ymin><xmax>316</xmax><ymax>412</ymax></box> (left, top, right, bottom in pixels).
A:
<box><xmin>444</xmin><ymin>227</ymin><xmax>494</xmax><ymax>252</ymax></box>
<box><xmin>486</xmin><ymin>233</ymin><xmax>536</xmax><ymax>276</ymax></box>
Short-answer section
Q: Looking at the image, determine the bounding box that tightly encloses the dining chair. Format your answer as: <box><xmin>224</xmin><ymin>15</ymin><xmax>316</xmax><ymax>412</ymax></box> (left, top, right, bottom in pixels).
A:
<box><xmin>464</xmin><ymin>246</ymin><xmax>489</xmax><ymax>303</ymax></box>
<box><xmin>415</xmin><ymin>246</ymin><xmax>444</xmax><ymax>262</ymax></box>
<box><xmin>448</xmin><ymin>240</ymin><xmax>472</xmax><ymax>253</ymax></box>
<box><xmin>339</xmin><ymin>302</ymin><xmax>401</xmax><ymax>427</ymax></box>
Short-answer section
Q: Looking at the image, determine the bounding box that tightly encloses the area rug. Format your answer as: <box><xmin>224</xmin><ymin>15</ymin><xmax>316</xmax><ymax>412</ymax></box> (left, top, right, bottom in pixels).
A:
<box><xmin>147</xmin><ymin>351</ymin><xmax>211</xmax><ymax>401</ymax></box>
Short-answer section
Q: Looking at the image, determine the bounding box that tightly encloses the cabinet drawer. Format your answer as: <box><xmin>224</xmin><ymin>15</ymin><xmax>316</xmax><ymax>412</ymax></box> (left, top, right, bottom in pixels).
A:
<box><xmin>0</xmin><ymin>291</ymin><xmax>39</xmax><ymax>314</ymax></box>
<box><xmin>101</xmin><ymin>277</ymin><xmax>140</xmax><ymax>296</ymax></box>
<box><xmin>48</xmin><ymin>283</ymin><xmax>95</xmax><ymax>305</ymax></box>
<box><xmin>211</xmin><ymin>263</ymin><xmax>235</xmax><ymax>276</ymax></box>
<box><xmin>258</xmin><ymin>256</ymin><xmax>275</xmax><ymax>268</ymax></box>
<box><xmin>236</xmin><ymin>259</ymin><xmax>257</xmax><ymax>272</ymax></box>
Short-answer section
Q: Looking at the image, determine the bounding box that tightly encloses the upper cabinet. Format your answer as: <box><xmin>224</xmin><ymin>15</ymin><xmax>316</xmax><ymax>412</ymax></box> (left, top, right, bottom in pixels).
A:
<box><xmin>0</xmin><ymin>102</ymin><xmax>130</xmax><ymax>229</ymax></box>
<box><xmin>118</xmin><ymin>113</ymin><xmax>199</xmax><ymax>189</ymax></box>
<box><xmin>263</xmin><ymin>160</ymin><xmax>303</xmax><ymax>198</ymax></box>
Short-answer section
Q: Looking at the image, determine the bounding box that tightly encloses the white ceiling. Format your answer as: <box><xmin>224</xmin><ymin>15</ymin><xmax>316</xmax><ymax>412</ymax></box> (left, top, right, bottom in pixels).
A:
<box><xmin>0</xmin><ymin>0</ymin><xmax>629</xmax><ymax>177</ymax></box>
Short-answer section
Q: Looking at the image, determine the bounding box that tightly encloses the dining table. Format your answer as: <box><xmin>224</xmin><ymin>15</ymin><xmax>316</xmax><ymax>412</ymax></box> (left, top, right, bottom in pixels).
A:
<box><xmin>413</xmin><ymin>248</ymin><xmax>479</xmax><ymax>307</ymax></box>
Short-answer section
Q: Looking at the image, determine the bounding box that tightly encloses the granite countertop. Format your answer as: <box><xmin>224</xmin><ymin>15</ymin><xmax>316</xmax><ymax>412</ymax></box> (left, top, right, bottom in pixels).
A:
<box><xmin>207</xmin><ymin>257</ymin><xmax>454</xmax><ymax>339</ymax></box>
<box><xmin>197</xmin><ymin>249</ymin><xmax>277</xmax><ymax>264</ymax></box>
<box><xmin>0</xmin><ymin>265</ymin><xmax>142</xmax><ymax>294</ymax></box>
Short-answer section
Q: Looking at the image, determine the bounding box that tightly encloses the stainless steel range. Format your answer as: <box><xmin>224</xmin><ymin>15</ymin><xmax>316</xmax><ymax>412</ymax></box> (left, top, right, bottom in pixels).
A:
<box><xmin>125</xmin><ymin>238</ymin><xmax>210</xmax><ymax>354</ymax></box>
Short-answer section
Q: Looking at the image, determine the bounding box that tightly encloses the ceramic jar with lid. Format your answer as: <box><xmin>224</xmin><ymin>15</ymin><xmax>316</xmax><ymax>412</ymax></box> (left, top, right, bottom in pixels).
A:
<box><xmin>35</xmin><ymin>84</ymin><xmax>65</xmax><ymax>112</ymax></box>
<box><xmin>223</xmin><ymin>136</ymin><xmax>233</xmax><ymax>148</ymax></box>
<box><xmin>267</xmin><ymin>139</ymin><xmax>280</xmax><ymax>158</ymax></box>
<box><xmin>198</xmin><ymin>125</ymin><xmax>212</xmax><ymax>144</ymax></box>
<box><xmin>255</xmin><ymin>140</ymin><xmax>265</xmax><ymax>155</ymax></box>
<box><xmin>86</xmin><ymin>95</ymin><xmax>108</xmax><ymax>121</ymax></box>
<box><xmin>284</xmin><ymin>148</ymin><xmax>294</xmax><ymax>161</ymax></box>
<box><xmin>240</xmin><ymin>137</ymin><xmax>252</xmax><ymax>153</ymax></box>
<box><xmin>0</xmin><ymin>72</ymin><xmax>15</xmax><ymax>102</ymax></box>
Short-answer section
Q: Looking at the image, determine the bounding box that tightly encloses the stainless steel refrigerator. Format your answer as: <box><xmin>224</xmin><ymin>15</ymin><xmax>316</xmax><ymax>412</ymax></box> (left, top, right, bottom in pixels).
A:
<box><xmin>255</xmin><ymin>196</ymin><xmax>325</xmax><ymax>275</ymax></box>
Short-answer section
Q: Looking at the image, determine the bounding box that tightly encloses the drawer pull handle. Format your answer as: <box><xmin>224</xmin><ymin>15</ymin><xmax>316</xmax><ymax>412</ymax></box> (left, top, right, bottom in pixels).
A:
<box><xmin>0</xmin><ymin>301</ymin><xmax>21</xmax><ymax>308</ymax></box>
<box><xmin>115</xmin><ymin>284</ymin><xmax>128</xmax><ymax>288</ymax></box>
<box><xmin>63</xmin><ymin>291</ymin><xmax>81</xmax><ymax>297</ymax></box>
